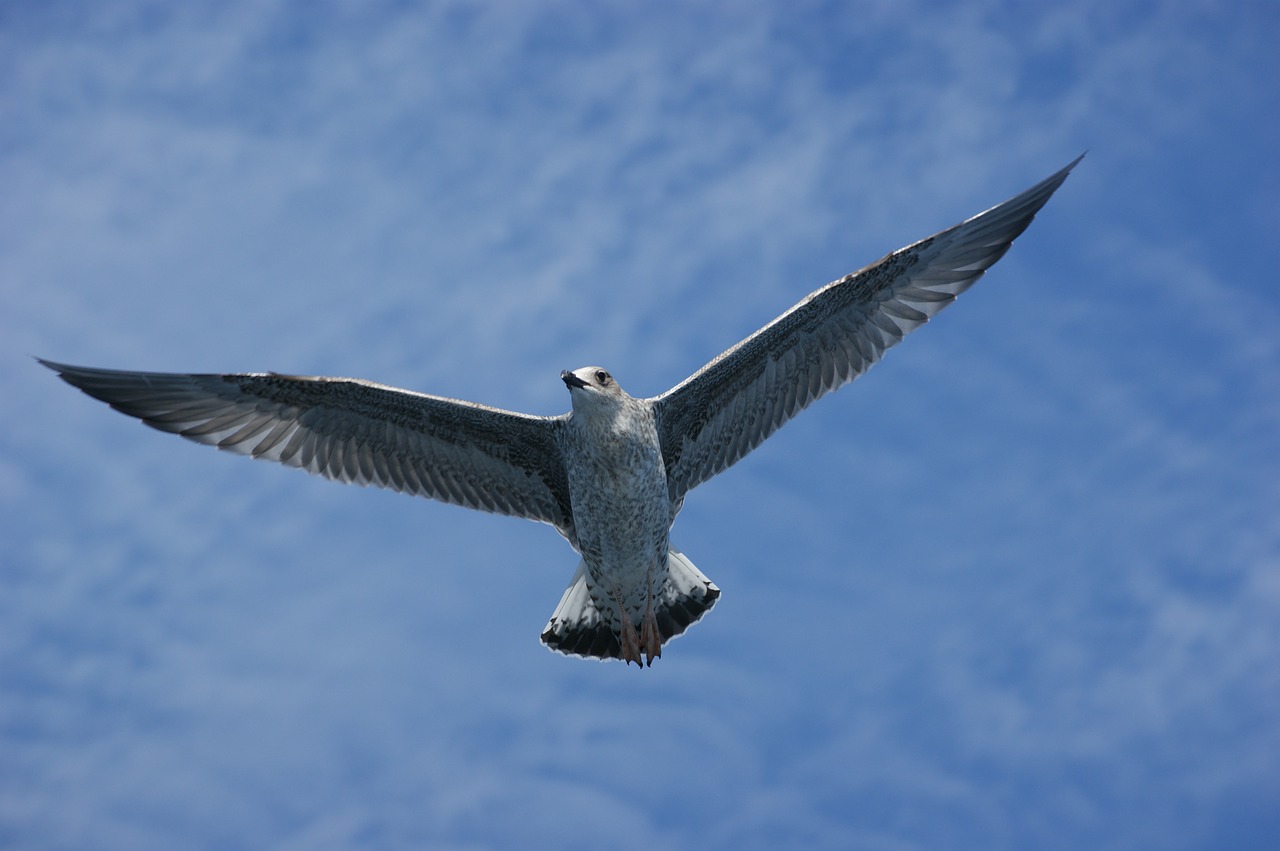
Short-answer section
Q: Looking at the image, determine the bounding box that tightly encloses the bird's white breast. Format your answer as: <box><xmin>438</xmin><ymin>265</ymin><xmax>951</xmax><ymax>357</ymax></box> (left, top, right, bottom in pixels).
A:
<box><xmin>561</xmin><ymin>400</ymin><xmax>672</xmax><ymax>597</ymax></box>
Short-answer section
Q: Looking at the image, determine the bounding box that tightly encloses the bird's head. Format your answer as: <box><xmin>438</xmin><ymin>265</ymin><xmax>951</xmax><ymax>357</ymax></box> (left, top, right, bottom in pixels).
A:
<box><xmin>561</xmin><ymin>366</ymin><xmax>629</xmax><ymax>414</ymax></box>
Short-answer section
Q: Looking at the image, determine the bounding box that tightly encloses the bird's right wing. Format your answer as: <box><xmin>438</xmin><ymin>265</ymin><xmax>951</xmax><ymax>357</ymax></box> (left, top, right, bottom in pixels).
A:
<box><xmin>654</xmin><ymin>156</ymin><xmax>1081</xmax><ymax>501</ymax></box>
<box><xmin>41</xmin><ymin>361</ymin><xmax>577</xmax><ymax>539</ymax></box>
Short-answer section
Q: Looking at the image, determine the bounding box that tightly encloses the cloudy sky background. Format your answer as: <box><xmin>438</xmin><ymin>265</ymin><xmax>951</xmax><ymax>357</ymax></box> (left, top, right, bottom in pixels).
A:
<box><xmin>2</xmin><ymin>2</ymin><xmax>1277</xmax><ymax>849</ymax></box>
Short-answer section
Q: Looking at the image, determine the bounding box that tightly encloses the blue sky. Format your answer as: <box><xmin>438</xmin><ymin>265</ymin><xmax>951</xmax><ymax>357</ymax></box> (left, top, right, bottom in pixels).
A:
<box><xmin>2</xmin><ymin>2</ymin><xmax>1277</xmax><ymax>849</ymax></box>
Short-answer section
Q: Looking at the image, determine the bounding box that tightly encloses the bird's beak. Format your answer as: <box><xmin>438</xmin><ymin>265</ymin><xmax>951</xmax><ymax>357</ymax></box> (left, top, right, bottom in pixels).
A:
<box><xmin>561</xmin><ymin>370</ymin><xmax>589</xmax><ymax>390</ymax></box>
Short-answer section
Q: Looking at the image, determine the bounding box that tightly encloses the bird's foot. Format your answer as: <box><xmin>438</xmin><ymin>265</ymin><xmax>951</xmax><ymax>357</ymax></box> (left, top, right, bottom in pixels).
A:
<box><xmin>640</xmin><ymin>606</ymin><xmax>662</xmax><ymax>667</ymax></box>
<box><xmin>618</xmin><ymin>607</ymin><xmax>644</xmax><ymax>668</ymax></box>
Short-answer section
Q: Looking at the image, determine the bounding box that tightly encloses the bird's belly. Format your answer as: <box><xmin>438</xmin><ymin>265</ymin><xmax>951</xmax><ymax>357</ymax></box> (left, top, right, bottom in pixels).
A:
<box><xmin>567</xmin><ymin>450</ymin><xmax>672</xmax><ymax>594</ymax></box>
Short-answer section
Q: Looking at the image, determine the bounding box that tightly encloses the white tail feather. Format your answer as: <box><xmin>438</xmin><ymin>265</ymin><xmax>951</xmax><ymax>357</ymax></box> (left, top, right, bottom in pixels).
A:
<box><xmin>540</xmin><ymin>548</ymin><xmax>720</xmax><ymax>661</ymax></box>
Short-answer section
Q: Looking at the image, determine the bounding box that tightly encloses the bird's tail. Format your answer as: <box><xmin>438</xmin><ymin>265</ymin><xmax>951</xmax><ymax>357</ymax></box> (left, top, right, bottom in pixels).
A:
<box><xmin>540</xmin><ymin>548</ymin><xmax>720</xmax><ymax>662</ymax></box>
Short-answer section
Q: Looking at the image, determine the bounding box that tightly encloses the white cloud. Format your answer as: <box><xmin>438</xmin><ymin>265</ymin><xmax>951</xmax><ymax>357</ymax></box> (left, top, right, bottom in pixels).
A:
<box><xmin>2</xmin><ymin>1</ymin><xmax>1277</xmax><ymax>849</ymax></box>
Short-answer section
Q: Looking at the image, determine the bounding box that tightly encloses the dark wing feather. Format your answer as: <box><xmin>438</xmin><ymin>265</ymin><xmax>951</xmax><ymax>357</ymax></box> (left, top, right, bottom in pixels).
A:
<box><xmin>41</xmin><ymin>361</ymin><xmax>576</xmax><ymax>538</ymax></box>
<box><xmin>653</xmin><ymin>155</ymin><xmax>1081</xmax><ymax>501</ymax></box>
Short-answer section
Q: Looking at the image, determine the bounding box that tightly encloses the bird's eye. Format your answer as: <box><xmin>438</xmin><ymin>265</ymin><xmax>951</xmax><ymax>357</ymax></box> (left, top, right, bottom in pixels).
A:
<box><xmin>595</xmin><ymin>370</ymin><xmax>610</xmax><ymax>384</ymax></box>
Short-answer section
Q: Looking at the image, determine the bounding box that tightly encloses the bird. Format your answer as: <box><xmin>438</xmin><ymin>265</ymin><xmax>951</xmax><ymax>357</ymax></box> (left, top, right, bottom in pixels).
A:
<box><xmin>41</xmin><ymin>155</ymin><xmax>1081</xmax><ymax>667</ymax></box>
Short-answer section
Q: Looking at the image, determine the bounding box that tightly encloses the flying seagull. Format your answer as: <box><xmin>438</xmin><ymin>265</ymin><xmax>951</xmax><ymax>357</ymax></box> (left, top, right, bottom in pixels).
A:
<box><xmin>42</xmin><ymin>155</ymin><xmax>1080</xmax><ymax>667</ymax></box>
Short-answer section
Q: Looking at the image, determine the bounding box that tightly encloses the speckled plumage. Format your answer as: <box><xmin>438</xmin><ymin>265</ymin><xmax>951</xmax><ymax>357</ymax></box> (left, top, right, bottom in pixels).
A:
<box><xmin>41</xmin><ymin>155</ymin><xmax>1079</xmax><ymax>666</ymax></box>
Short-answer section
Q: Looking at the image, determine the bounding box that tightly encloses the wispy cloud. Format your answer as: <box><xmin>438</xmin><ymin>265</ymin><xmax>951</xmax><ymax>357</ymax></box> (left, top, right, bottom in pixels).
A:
<box><xmin>3</xmin><ymin>2</ymin><xmax>1276</xmax><ymax>849</ymax></box>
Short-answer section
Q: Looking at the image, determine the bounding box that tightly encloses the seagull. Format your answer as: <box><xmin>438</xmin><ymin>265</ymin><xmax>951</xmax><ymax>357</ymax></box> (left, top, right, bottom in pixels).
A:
<box><xmin>42</xmin><ymin>155</ymin><xmax>1080</xmax><ymax>667</ymax></box>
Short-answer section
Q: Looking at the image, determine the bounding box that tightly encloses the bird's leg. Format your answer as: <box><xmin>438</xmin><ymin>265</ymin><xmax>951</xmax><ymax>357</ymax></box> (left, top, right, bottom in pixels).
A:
<box><xmin>640</xmin><ymin>606</ymin><xmax>661</xmax><ymax>667</ymax></box>
<box><xmin>640</xmin><ymin>563</ymin><xmax>662</xmax><ymax>667</ymax></box>
<box><xmin>612</xmin><ymin>588</ymin><xmax>643</xmax><ymax>667</ymax></box>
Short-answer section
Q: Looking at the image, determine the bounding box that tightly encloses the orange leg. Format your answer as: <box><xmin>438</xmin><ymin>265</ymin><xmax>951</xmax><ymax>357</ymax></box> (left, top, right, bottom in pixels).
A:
<box><xmin>640</xmin><ymin>604</ymin><xmax>662</xmax><ymax>667</ymax></box>
<box><xmin>639</xmin><ymin>562</ymin><xmax>662</xmax><ymax>666</ymax></box>
<box><xmin>613</xmin><ymin>592</ymin><xmax>643</xmax><ymax>667</ymax></box>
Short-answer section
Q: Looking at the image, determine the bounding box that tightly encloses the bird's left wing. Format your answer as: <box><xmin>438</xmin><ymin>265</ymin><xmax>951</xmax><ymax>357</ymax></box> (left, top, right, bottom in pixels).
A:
<box><xmin>41</xmin><ymin>361</ymin><xmax>576</xmax><ymax>539</ymax></box>
<box><xmin>653</xmin><ymin>155</ymin><xmax>1081</xmax><ymax>502</ymax></box>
